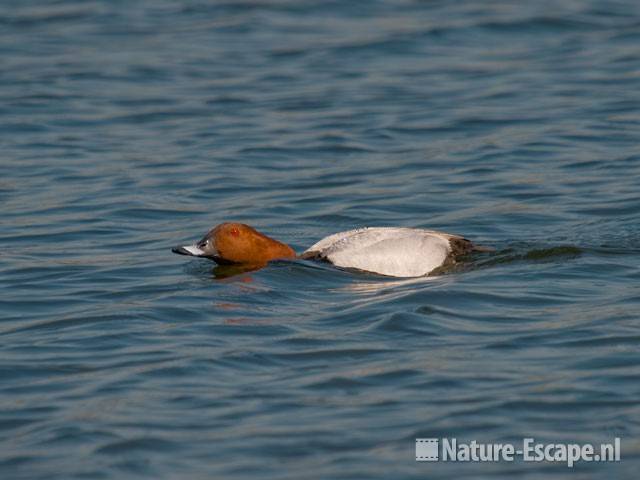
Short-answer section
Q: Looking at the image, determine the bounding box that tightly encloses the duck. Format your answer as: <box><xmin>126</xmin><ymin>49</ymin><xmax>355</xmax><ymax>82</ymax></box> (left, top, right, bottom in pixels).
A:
<box><xmin>172</xmin><ymin>222</ymin><xmax>489</xmax><ymax>278</ymax></box>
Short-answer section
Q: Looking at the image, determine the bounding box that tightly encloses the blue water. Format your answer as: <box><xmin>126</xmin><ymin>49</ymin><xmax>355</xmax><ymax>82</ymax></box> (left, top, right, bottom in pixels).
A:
<box><xmin>2</xmin><ymin>1</ymin><xmax>640</xmax><ymax>478</ymax></box>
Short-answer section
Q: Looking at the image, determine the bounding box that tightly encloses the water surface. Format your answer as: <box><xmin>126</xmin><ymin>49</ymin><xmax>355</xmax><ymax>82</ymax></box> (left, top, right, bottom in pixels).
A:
<box><xmin>1</xmin><ymin>1</ymin><xmax>640</xmax><ymax>478</ymax></box>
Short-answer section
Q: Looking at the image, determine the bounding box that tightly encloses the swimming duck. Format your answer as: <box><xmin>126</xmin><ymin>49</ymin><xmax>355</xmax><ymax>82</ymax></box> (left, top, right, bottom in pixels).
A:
<box><xmin>172</xmin><ymin>222</ymin><xmax>488</xmax><ymax>278</ymax></box>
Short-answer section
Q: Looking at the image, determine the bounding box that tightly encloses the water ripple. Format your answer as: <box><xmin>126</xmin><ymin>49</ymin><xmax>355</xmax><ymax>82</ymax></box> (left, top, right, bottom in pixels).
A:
<box><xmin>1</xmin><ymin>0</ymin><xmax>639</xmax><ymax>478</ymax></box>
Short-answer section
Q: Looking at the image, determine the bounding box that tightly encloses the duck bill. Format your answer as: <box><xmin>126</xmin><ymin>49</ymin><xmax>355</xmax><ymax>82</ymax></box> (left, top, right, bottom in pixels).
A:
<box><xmin>172</xmin><ymin>244</ymin><xmax>208</xmax><ymax>257</ymax></box>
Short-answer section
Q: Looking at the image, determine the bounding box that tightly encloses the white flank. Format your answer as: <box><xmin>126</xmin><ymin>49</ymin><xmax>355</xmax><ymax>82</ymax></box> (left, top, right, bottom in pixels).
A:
<box><xmin>303</xmin><ymin>227</ymin><xmax>455</xmax><ymax>277</ymax></box>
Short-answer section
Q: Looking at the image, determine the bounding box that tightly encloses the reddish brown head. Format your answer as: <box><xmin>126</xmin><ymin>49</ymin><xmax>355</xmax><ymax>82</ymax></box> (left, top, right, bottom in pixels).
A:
<box><xmin>173</xmin><ymin>222</ymin><xmax>295</xmax><ymax>266</ymax></box>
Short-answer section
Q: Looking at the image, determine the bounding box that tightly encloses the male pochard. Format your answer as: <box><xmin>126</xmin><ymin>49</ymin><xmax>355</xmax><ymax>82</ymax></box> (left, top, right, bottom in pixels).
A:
<box><xmin>173</xmin><ymin>222</ymin><xmax>489</xmax><ymax>277</ymax></box>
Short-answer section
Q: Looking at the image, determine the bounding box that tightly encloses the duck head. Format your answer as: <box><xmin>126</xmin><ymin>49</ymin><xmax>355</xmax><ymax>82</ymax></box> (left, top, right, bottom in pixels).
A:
<box><xmin>172</xmin><ymin>222</ymin><xmax>296</xmax><ymax>266</ymax></box>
